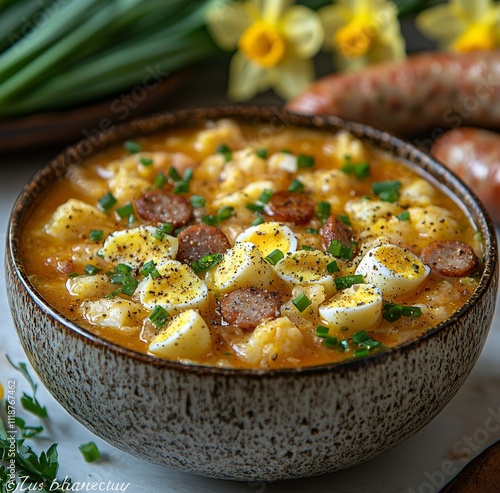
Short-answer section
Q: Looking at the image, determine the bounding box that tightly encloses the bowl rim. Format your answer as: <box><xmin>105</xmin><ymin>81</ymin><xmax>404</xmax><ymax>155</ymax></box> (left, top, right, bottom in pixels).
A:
<box><xmin>7</xmin><ymin>105</ymin><xmax>498</xmax><ymax>378</ymax></box>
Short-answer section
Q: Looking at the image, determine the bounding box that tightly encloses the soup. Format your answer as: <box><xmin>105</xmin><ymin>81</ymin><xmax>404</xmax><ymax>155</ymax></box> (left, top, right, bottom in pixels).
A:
<box><xmin>20</xmin><ymin>119</ymin><xmax>483</xmax><ymax>369</ymax></box>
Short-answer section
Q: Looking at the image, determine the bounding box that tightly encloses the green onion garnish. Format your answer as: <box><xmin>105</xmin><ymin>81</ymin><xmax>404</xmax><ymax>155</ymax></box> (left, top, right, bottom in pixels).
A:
<box><xmin>341</xmin><ymin>160</ymin><xmax>370</xmax><ymax>179</ymax></box>
<box><xmin>139</xmin><ymin>156</ymin><xmax>154</xmax><ymax>167</ymax></box>
<box><xmin>334</xmin><ymin>274</ymin><xmax>364</xmax><ymax>290</ymax></box>
<box><xmin>190</xmin><ymin>195</ymin><xmax>206</xmax><ymax>208</ymax></box>
<box><xmin>190</xmin><ymin>254</ymin><xmax>224</xmax><ymax>274</ymax></box>
<box><xmin>154</xmin><ymin>172</ymin><xmax>168</xmax><ymax>189</ymax></box>
<box><xmin>306</xmin><ymin>228</ymin><xmax>319</xmax><ymax>234</ymax></box>
<box><xmin>379</xmin><ymin>191</ymin><xmax>399</xmax><ymax>203</ymax></box>
<box><xmin>116</xmin><ymin>202</ymin><xmax>134</xmax><ymax>219</ymax></box>
<box><xmin>258</xmin><ymin>189</ymin><xmax>273</xmax><ymax>204</ymax></box>
<box><xmin>281</xmin><ymin>148</ymin><xmax>292</xmax><ymax>154</ymax></box>
<box><xmin>149</xmin><ymin>306</ymin><xmax>169</xmax><ymax>328</ymax></box>
<box><xmin>352</xmin><ymin>330</ymin><xmax>381</xmax><ymax>348</ymax></box>
<box><xmin>79</xmin><ymin>442</ymin><xmax>100</xmax><ymax>463</ymax></box>
<box><xmin>217</xmin><ymin>143</ymin><xmax>232</xmax><ymax>162</ymax></box>
<box><xmin>292</xmin><ymin>293</ymin><xmax>311</xmax><ymax>313</ymax></box>
<box><xmin>327</xmin><ymin>240</ymin><xmax>355</xmax><ymax>261</ymax></box>
<box><xmin>372</xmin><ymin>180</ymin><xmax>401</xmax><ymax>203</ymax></box>
<box><xmin>338</xmin><ymin>340</ymin><xmax>349</xmax><ymax>352</ymax></box>
<box><xmin>121</xmin><ymin>276</ymin><xmax>138</xmax><ymax>296</ymax></box>
<box><xmin>168</xmin><ymin>166</ymin><xmax>182</xmax><ymax>182</ymax></box>
<box><xmin>383</xmin><ymin>303</ymin><xmax>422</xmax><ymax>322</ymax></box>
<box><xmin>323</xmin><ymin>336</ymin><xmax>338</xmax><ymax>348</ymax></box>
<box><xmin>297</xmin><ymin>154</ymin><xmax>315</xmax><ymax>168</ymax></box>
<box><xmin>316</xmin><ymin>325</ymin><xmax>330</xmax><ymax>337</ymax></box>
<box><xmin>338</xmin><ymin>215</ymin><xmax>351</xmax><ymax>226</ymax></box>
<box><xmin>301</xmin><ymin>245</ymin><xmax>313</xmax><ymax>251</ymax></box>
<box><xmin>142</xmin><ymin>260</ymin><xmax>160</xmax><ymax>279</ymax></box>
<box><xmin>396</xmin><ymin>211</ymin><xmax>410</xmax><ymax>221</ymax></box>
<box><xmin>256</xmin><ymin>148</ymin><xmax>268</xmax><ymax>159</ymax></box>
<box><xmin>326</xmin><ymin>260</ymin><xmax>339</xmax><ymax>273</ymax></box>
<box><xmin>201</xmin><ymin>206</ymin><xmax>235</xmax><ymax>226</ymax></box>
<box><xmin>251</xmin><ymin>214</ymin><xmax>265</xmax><ymax>226</ymax></box>
<box><xmin>123</xmin><ymin>140</ymin><xmax>141</xmax><ymax>154</ymax></box>
<box><xmin>97</xmin><ymin>192</ymin><xmax>117</xmax><ymax>211</ymax></box>
<box><xmin>84</xmin><ymin>264</ymin><xmax>101</xmax><ymax>275</ymax></box>
<box><xmin>115</xmin><ymin>263</ymin><xmax>133</xmax><ymax>275</ymax></box>
<box><xmin>265</xmin><ymin>249</ymin><xmax>284</xmax><ymax>265</ymax></box>
<box><xmin>354</xmin><ymin>348</ymin><xmax>370</xmax><ymax>358</ymax></box>
<box><xmin>316</xmin><ymin>201</ymin><xmax>331</xmax><ymax>221</ymax></box>
<box><xmin>246</xmin><ymin>203</ymin><xmax>265</xmax><ymax>213</ymax></box>
<box><xmin>173</xmin><ymin>181</ymin><xmax>189</xmax><ymax>194</ymax></box>
<box><xmin>288</xmin><ymin>178</ymin><xmax>304</xmax><ymax>192</ymax></box>
<box><xmin>89</xmin><ymin>229</ymin><xmax>103</xmax><ymax>241</ymax></box>
<box><xmin>153</xmin><ymin>223</ymin><xmax>174</xmax><ymax>240</ymax></box>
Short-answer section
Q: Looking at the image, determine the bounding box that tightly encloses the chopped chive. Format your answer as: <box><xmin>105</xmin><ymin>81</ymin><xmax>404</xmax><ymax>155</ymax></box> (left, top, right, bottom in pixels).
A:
<box><xmin>142</xmin><ymin>260</ymin><xmax>159</xmax><ymax>278</ymax></box>
<box><xmin>306</xmin><ymin>228</ymin><xmax>319</xmax><ymax>234</ymax></box>
<box><xmin>316</xmin><ymin>201</ymin><xmax>331</xmax><ymax>221</ymax></box>
<box><xmin>139</xmin><ymin>156</ymin><xmax>154</xmax><ymax>167</ymax></box>
<box><xmin>258</xmin><ymin>188</ymin><xmax>273</xmax><ymax>204</ymax></box>
<box><xmin>301</xmin><ymin>245</ymin><xmax>313</xmax><ymax>251</ymax></box>
<box><xmin>84</xmin><ymin>264</ymin><xmax>101</xmax><ymax>275</ymax></box>
<box><xmin>173</xmin><ymin>181</ymin><xmax>189</xmax><ymax>194</ymax></box>
<box><xmin>316</xmin><ymin>325</ymin><xmax>330</xmax><ymax>338</ymax></box>
<box><xmin>372</xmin><ymin>180</ymin><xmax>401</xmax><ymax>202</ymax></box>
<box><xmin>338</xmin><ymin>340</ymin><xmax>349</xmax><ymax>352</ymax></box>
<box><xmin>121</xmin><ymin>276</ymin><xmax>138</xmax><ymax>296</ymax></box>
<box><xmin>352</xmin><ymin>330</ymin><xmax>381</xmax><ymax>348</ymax></box>
<box><xmin>338</xmin><ymin>215</ymin><xmax>351</xmax><ymax>226</ymax></box>
<box><xmin>326</xmin><ymin>260</ymin><xmax>339</xmax><ymax>273</ymax></box>
<box><xmin>184</xmin><ymin>169</ymin><xmax>194</xmax><ymax>182</ymax></box>
<box><xmin>251</xmin><ymin>214</ymin><xmax>265</xmax><ymax>226</ymax></box>
<box><xmin>89</xmin><ymin>229</ymin><xmax>103</xmax><ymax>241</ymax></box>
<box><xmin>288</xmin><ymin>178</ymin><xmax>305</xmax><ymax>192</ymax></box>
<box><xmin>190</xmin><ymin>195</ymin><xmax>206</xmax><ymax>208</ymax></box>
<box><xmin>153</xmin><ymin>223</ymin><xmax>174</xmax><ymax>240</ymax></box>
<box><xmin>154</xmin><ymin>172</ymin><xmax>168</xmax><ymax>189</ymax></box>
<box><xmin>379</xmin><ymin>190</ymin><xmax>399</xmax><ymax>203</ymax></box>
<box><xmin>402</xmin><ymin>305</ymin><xmax>422</xmax><ymax>318</ymax></box>
<box><xmin>115</xmin><ymin>263</ymin><xmax>133</xmax><ymax>275</ymax></box>
<box><xmin>217</xmin><ymin>206</ymin><xmax>234</xmax><ymax>221</ymax></box>
<box><xmin>217</xmin><ymin>143</ymin><xmax>232</xmax><ymax>162</ymax></box>
<box><xmin>123</xmin><ymin>140</ymin><xmax>141</xmax><ymax>154</ymax></box>
<box><xmin>174</xmin><ymin>227</ymin><xmax>186</xmax><ymax>236</ymax></box>
<box><xmin>265</xmin><ymin>249</ymin><xmax>284</xmax><ymax>265</ymax></box>
<box><xmin>292</xmin><ymin>293</ymin><xmax>311</xmax><ymax>312</ymax></box>
<box><xmin>354</xmin><ymin>348</ymin><xmax>370</xmax><ymax>358</ymax></box>
<box><xmin>297</xmin><ymin>154</ymin><xmax>315</xmax><ymax>168</ymax></box>
<box><xmin>68</xmin><ymin>272</ymin><xmax>80</xmax><ymax>278</ymax></box>
<box><xmin>149</xmin><ymin>306</ymin><xmax>169</xmax><ymax>328</ymax></box>
<box><xmin>168</xmin><ymin>166</ymin><xmax>182</xmax><ymax>182</ymax></box>
<box><xmin>79</xmin><ymin>442</ymin><xmax>100</xmax><ymax>463</ymax></box>
<box><xmin>396</xmin><ymin>211</ymin><xmax>410</xmax><ymax>221</ymax></box>
<box><xmin>190</xmin><ymin>253</ymin><xmax>224</xmax><ymax>274</ymax></box>
<box><xmin>256</xmin><ymin>148</ymin><xmax>268</xmax><ymax>159</ymax></box>
<box><xmin>323</xmin><ymin>336</ymin><xmax>338</xmax><ymax>348</ymax></box>
<box><xmin>97</xmin><ymin>192</ymin><xmax>117</xmax><ymax>211</ymax></box>
<box><xmin>341</xmin><ymin>161</ymin><xmax>370</xmax><ymax>179</ymax></box>
<box><xmin>246</xmin><ymin>203</ymin><xmax>265</xmax><ymax>213</ymax></box>
<box><xmin>327</xmin><ymin>240</ymin><xmax>355</xmax><ymax>261</ymax></box>
<box><xmin>105</xmin><ymin>288</ymin><xmax>122</xmax><ymax>299</ymax></box>
<box><xmin>116</xmin><ymin>202</ymin><xmax>134</xmax><ymax>219</ymax></box>
<box><xmin>334</xmin><ymin>274</ymin><xmax>364</xmax><ymax>290</ymax></box>
<box><xmin>201</xmin><ymin>215</ymin><xmax>215</xmax><ymax>226</ymax></box>
<box><xmin>383</xmin><ymin>304</ymin><xmax>402</xmax><ymax>322</ymax></box>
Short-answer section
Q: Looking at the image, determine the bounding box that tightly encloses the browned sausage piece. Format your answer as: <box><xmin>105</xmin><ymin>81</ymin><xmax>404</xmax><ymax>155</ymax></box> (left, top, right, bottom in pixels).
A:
<box><xmin>220</xmin><ymin>287</ymin><xmax>281</xmax><ymax>331</ymax></box>
<box><xmin>286</xmin><ymin>50</ymin><xmax>500</xmax><ymax>136</ymax></box>
<box><xmin>421</xmin><ymin>240</ymin><xmax>479</xmax><ymax>278</ymax></box>
<box><xmin>321</xmin><ymin>214</ymin><xmax>352</xmax><ymax>249</ymax></box>
<box><xmin>136</xmin><ymin>189</ymin><xmax>192</xmax><ymax>228</ymax></box>
<box><xmin>267</xmin><ymin>191</ymin><xmax>315</xmax><ymax>224</ymax></box>
<box><xmin>432</xmin><ymin>127</ymin><xmax>500</xmax><ymax>222</ymax></box>
<box><xmin>176</xmin><ymin>224</ymin><xmax>231</xmax><ymax>264</ymax></box>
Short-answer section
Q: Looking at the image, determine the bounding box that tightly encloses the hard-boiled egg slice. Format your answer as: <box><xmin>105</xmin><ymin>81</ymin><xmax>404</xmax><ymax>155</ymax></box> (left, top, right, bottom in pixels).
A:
<box><xmin>207</xmin><ymin>242</ymin><xmax>280</xmax><ymax>294</ymax></box>
<box><xmin>148</xmin><ymin>309</ymin><xmax>211</xmax><ymax>360</ymax></box>
<box><xmin>274</xmin><ymin>250</ymin><xmax>337</xmax><ymax>297</ymax></box>
<box><xmin>235</xmin><ymin>222</ymin><xmax>297</xmax><ymax>257</ymax></box>
<box><xmin>354</xmin><ymin>244</ymin><xmax>430</xmax><ymax>299</ymax></box>
<box><xmin>99</xmin><ymin>226</ymin><xmax>178</xmax><ymax>268</ymax></box>
<box><xmin>319</xmin><ymin>284</ymin><xmax>383</xmax><ymax>335</ymax></box>
<box><xmin>138</xmin><ymin>260</ymin><xmax>208</xmax><ymax>315</ymax></box>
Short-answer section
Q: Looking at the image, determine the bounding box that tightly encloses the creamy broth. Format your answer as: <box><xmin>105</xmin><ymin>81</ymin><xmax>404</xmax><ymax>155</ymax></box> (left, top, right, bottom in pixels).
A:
<box><xmin>20</xmin><ymin>120</ymin><xmax>483</xmax><ymax>369</ymax></box>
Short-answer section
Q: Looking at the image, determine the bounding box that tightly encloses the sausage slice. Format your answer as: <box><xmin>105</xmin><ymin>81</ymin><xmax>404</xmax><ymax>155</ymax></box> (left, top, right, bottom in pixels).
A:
<box><xmin>136</xmin><ymin>189</ymin><xmax>192</xmax><ymax>228</ymax></box>
<box><xmin>267</xmin><ymin>191</ymin><xmax>315</xmax><ymax>224</ymax></box>
<box><xmin>421</xmin><ymin>240</ymin><xmax>479</xmax><ymax>278</ymax></box>
<box><xmin>220</xmin><ymin>287</ymin><xmax>281</xmax><ymax>330</ymax></box>
<box><xmin>176</xmin><ymin>224</ymin><xmax>231</xmax><ymax>264</ymax></box>
<box><xmin>321</xmin><ymin>214</ymin><xmax>353</xmax><ymax>249</ymax></box>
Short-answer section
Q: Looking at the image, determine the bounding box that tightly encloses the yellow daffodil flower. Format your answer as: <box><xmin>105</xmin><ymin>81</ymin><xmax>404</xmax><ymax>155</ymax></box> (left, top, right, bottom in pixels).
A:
<box><xmin>206</xmin><ymin>0</ymin><xmax>323</xmax><ymax>100</ymax></box>
<box><xmin>416</xmin><ymin>0</ymin><xmax>500</xmax><ymax>52</ymax></box>
<box><xmin>320</xmin><ymin>0</ymin><xmax>406</xmax><ymax>70</ymax></box>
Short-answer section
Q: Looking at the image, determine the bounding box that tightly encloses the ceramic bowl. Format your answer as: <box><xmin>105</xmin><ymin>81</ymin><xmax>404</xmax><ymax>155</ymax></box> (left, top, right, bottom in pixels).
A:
<box><xmin>5</xmin><ymin>107</ymin><xmax>498</xmax><ymax>482</ymax></box>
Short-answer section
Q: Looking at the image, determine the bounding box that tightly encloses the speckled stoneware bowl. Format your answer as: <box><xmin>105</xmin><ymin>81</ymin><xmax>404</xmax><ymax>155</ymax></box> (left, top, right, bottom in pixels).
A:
<box><xmin>5</xmin><ymin>107</ymin><xmax>499</xmax><ymax>482</ymax></box>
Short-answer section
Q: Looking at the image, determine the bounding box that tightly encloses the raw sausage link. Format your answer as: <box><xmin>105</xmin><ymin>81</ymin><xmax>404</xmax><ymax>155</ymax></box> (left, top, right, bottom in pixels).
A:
<box><xmin>321</xmin><ymin>214</ymin><xmax>353</xmax><ymax>249</ymax></box>
<box><xmin>286</xmin><ymin>50</ymin><xmax>500</xmax><ymax>136</ymax></box>
<box><xmin>432</xmin><ymin>127</ymin><xmax>500</xmax><ymax>222</ymax></box>
<box><xmin>421</xmin><ymin>240</ymin><xmax>479</xmax><ymax>278</ymax></box>
<box><xmin>220</xmin><ymin>287</ymin><xmax>281</xmax><ymax>330</ymax></box>
<box><xmin>267</xmin><ymin>191</ymin><xmax>315</xmax><ymax>224</ymax></box>
<box><xmin>176</xmin><ymin>224</ymin><xmax>231</xmax><ymax>264</ymax></box>
<box><xmin>136</xmin><ymin>190</ymin><xmax>192</xmax><ymax>228</ymax></box>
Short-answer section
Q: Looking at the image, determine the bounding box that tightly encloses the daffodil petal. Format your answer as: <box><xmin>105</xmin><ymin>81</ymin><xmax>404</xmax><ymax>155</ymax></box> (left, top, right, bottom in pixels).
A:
<box><xmin>376</xmin><ymin>21</ymin><xmax>406</xmax><ymax>60</ymax></box>
<box><xmin>261</xmin><ymin>0</ymin><xmax>293</xmax><ymax>24</ymax></box>
<box><xmin>206</xmin><ymin>1</ymin><xmax>252</xmax><ymax>50</ymax></box>
<box><xmin>416</xmin><ymin>5</ymin><xmax>468</xmax><ymax>43</ymax></box>
<box><xmin>281</xmin><ymin>6</ymin><xmax>323</xmax><ymax>58</ymax></box>
<box><xmin>453</xmin><ymin>0</ymin><xmax>492</xmax><ymax>23</ymax></box>
<box><xmin>320</xmin><ymin>4</ymin><xmax>352</xmax><ymax>50</ymax></box>
<box><xmin>272</xmin><ymin>56</ymin><xmax>313</xmax><ymax>100</ymax></box>
<box><xmin>228</xmin><ymin>51</ymin><xmax>268</xmax><ymax>101</ymax></box>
